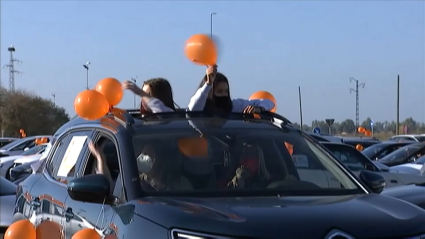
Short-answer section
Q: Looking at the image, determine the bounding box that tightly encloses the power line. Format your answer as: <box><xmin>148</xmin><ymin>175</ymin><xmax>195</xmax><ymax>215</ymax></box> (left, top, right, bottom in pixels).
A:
<box><xmin>349</xmin><ymin>77</ymin><xmax>365</xmax><ymax>130</ymax></box>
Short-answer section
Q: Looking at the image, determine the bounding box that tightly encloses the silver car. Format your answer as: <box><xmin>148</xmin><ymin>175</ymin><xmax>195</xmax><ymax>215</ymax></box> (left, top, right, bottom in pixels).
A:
<box><xmin>0</xmin><ymin>135</ymin><xmax>51</xmax><ymax>157</ymax></box>
<box><xmin>0</xmin><ymin>176</ymin><xmax>17</xmax><ymax>237</ymax></box>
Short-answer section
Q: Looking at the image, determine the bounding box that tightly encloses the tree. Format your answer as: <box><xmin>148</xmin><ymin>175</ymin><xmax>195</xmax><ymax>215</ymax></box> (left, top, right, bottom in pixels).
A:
<box><xmin>0</xmin><ymin>87</ymin><xmax>70</xmax><ymax>137</ymax></box>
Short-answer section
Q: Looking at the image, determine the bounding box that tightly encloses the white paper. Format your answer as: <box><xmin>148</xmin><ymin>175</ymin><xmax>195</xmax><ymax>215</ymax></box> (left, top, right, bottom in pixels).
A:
<box><xmin>292</xmin><ymin>154</ymin><xmax>310</xmax><ymax>168</ymax></box>
<box><xmin>57</xmin><ymin>136</ymin><xmax>87</xmax><ymax>177</ymax></box>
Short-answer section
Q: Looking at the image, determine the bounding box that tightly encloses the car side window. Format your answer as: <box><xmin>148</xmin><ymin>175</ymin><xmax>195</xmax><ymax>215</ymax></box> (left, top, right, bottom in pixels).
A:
<box><xmin>48</xmin><ymin>130</ymin><xmax>93</xmax><ymax>182</ymax></box>
<box><xmin>46</xmin><ymin>134</ymin><xmax>70</xmax><ymax>177</ymax></box>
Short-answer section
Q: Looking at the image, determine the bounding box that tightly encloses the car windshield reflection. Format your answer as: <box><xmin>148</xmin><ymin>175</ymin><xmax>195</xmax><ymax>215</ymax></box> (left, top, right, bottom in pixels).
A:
<box><xmin>132</xmin><ymin>123</ymin><xmax>360</xmax><ymax>196</ymax></box>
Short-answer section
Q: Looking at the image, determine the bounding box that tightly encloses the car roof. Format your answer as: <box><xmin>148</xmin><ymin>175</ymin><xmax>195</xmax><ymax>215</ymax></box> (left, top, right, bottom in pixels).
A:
<box><xmin>59</xmin><ymin>110</ymin><xmax>294</xmax><ymax>134</ymax></box>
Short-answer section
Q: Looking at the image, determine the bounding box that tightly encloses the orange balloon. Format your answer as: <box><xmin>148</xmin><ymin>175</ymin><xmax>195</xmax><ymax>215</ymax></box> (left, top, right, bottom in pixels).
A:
<box><xmin>285</xmin><ymin>142</ymin><xmax>294</xmax><ymax>155</ymax></box>
<box><xmin>364</xmin><ymin>130</ymin><xmax>372</xmax><ymax>137</ymax></box>
<box><xmin>185</xmin><ymin>34</ymin><xmax>217</xmax><ymax>65</ymax></box>
<box><xmin>19</xmin><ymin>129</ymin><xmax>24</xmax><ymax>133</ymax></box>
<box><xmin>358</xmin><ymin>127</ymin><xmax>365</xmax><ymax>133</ymax></box>
<box><xmin>5</xmin><ymin>219</ymin><xmax>36</xmax><ymax>239</ymax></box>
<box><xmin>355</xmin><ymin>144</ymin><xmax>364</xmax><ymax>151</ymax></box>
<box><xmin>41</xmin><ymin>137</ymin><xmax>48</xmax><ymax>143</ymax></box>
<box><xmin>249</xmin><ymin>91</ymin><xmax>277</xmax><ymax>113</ymax></box>
<box><xmin>35</xmin><ymin>138</ymin><xmax>41</xmax><ymax>145</ymax></box>
<box><xmin>72</xmin><ymin>228</ymin><xmax>101</xmax><ymax>239</ymax></box>
<box><xmin>74</xmin><ymin>90</ymin><xmax>110</xmax><ymax>121</ymax></box>
<box><xmin>36</xmin><ymin>220</ymin><xmax>64</xmax><ymax>239</ymax></box>
<box><xmin>95</xmin><ymin>77</ymin><xmax>123</xmax><ymax>106</ymax></box>
<box><xmin>178</xmin><ymin>137</ymin><xmax>208</xmax><ymax>157</ymax></box>
<box><xmin>21</xmin><ymin>133</ymin><xmax>27</xmax><ymax>138</ymax></box>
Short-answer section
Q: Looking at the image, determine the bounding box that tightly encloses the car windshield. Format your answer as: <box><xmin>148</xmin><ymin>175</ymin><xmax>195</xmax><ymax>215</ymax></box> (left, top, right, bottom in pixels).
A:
<box><xmin>0</xmin><ymin>138</ymin><xmax>29</xmax><ymax>151</ymax></box>
<box><xmin>361</xmin><ymin>144</ymin><xmax>384</xmax><ymax>158</ymax></box>
<box><xmin>415</xmin><ymin>136</ymin><xmax>425</xmax><ymax>142</ymax></box>
<box><xmin>379</xmin><ymin>144</ymin><xmax>423</xmax><ymax>163</ymax></box>
<box><xmin>132</xmin><ymin>120</ymin><xmax>361</xmax><ymax>196</ymax></box>
<box><xmin>21</xmin><ymin>144</ymin><xmax>47</xmax><ymax>156</ymax></box>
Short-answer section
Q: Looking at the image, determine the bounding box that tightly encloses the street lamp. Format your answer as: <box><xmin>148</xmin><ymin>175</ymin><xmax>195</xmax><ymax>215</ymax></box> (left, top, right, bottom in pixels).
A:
<box><xmin>131</xmin><ymin>77</ymin><xmax>138</xmax><ymax>108</ymax></box>
<box><xmin>52</xmin><ymin>93</ymin><xmax>56</xmax><ymax>104</ymax></box>
<box><xmin>210</xmin><ymin>12</ymin><xmax>217</xmax><ymax>39</ymax></box>
<box><xmin>83</xmin><ymin>62</ymin><xmax>90</xmax><ymax>90</ymax></box>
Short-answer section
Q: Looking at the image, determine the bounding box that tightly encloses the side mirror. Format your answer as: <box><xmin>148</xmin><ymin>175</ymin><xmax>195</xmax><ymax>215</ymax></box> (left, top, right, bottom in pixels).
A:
<box><xmin>67</xmin><ymin>174</ymin><xmax>113</xmax><ymax>204</ymax></box>
<box><xmin>359</xmin><ymin>170</ymin><xmax>386</xmax><ymax>194</ymax></box>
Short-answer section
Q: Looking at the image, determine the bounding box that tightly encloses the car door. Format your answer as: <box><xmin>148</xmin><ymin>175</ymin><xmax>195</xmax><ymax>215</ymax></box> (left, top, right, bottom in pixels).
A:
<box><xmin>64</xmin><ymin>131</ymin><xmax>124</xmax><ymax>239</ymax></box>
<box><xmin>35</xmin><ymin>129</ymin><xmax>94</xmax><ymax>238</ymax></box>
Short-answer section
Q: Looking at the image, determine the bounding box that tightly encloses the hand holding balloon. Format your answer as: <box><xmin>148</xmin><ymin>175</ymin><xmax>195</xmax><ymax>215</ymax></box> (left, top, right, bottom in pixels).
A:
<box><xmin>205</xmin><ymin>65</ymin><xmax>218</xmax><ymax>85</ymax></box>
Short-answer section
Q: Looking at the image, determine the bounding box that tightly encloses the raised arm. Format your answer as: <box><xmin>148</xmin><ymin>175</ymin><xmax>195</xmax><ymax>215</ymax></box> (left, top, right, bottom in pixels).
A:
<box><xmin>187</xmin><ymin>83</ymin><xmax>212</xmax><ymax>111</ymax></box>
<box><xmin>122</xmin><ymin>81</ymin><xmax>173</xmax><ymax>113</ymax></box>
<box><xmin>231</xmin><ymin>99</ymin><xmax>275</xmax><ymax>113</ymax></box>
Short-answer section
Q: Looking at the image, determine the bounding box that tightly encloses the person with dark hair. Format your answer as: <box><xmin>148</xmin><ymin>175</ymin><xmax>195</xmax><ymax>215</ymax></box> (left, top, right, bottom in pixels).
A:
<box><xmin>187</xmin><ymin>65</ymin><xmax>275</xmax><ymax>113</ymax></box>
<box><xmin>122</xmin><ymin>78</ymin><xmax>176</xmax><ymax>113</ymax></box>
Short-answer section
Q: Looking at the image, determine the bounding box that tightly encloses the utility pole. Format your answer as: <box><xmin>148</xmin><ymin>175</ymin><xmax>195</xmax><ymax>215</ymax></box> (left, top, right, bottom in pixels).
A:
<box><xmin>210</xmin><ymin>12</ymin><xmax>217</xmax><ymax>39</ymax></box>
<box><xmin>83</xmin><ymin>62</ymin><xmax>90</xmax><ymax>90</ymax></box>
<box><xmin>131</xmin><ymin>77</ymin><xmax>138</xmax><ymax>108</ymax></box>
<box><xmin>298</xmin><ymin>86</ymin><xmax>303</xmax><ymax>130</ymax></box>
<box><xmin>3</xmin><ymin>45</ymin><xmax>21</xmax><ymax>92</ymax></box>
<box><xmin>396</xmin><ymin>75</ymin><xmax>400</xmax><ymax>135</ymax></box>
<box><xmin>52</xmin><ymin>93</ymin><xmax>56</xmax><ymax>104</ymax></box>
<box><xmin>349</xmin><ymin>77</ymin><xmax>365</xmax><ymax>131</ymax></box>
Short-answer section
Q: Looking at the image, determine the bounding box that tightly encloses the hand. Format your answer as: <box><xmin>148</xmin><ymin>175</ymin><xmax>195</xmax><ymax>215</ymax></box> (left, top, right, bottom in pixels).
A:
<box><xmin>243</xmin><ymin>105</ymin><xmax>264</xmax><ymax>114</ymax></box>
<box><xmin>122</xmin><ymin>80</ymin><xmax>143</xmax><ymax>95</ymax></box>
<box><xmin>88</xmin><ymin>141</ymin><xmax>101</xmax><ymax>159</ymax></box>
<box><xmin>205</xmin><ymin>65</ymin><xmax>217</xmax><ymax>85</ymax></box>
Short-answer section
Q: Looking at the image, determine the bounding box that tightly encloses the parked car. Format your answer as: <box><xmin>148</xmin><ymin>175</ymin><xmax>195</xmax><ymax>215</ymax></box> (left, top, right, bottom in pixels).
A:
<box><xmin>382</xmin><ymin>182</ymin><xmax>425</xmax><ymax>210</ymax></box>
<box><xmin>0</xmin><ymin>135</ymin><xmax>51</xmax><ymax>157</ymax></box>
<box><xmin>339</xmin><ymin>137</ymin><xmax>380</xmax><ymax>149</ymax></box>
<box><xmin>389</xmin><ymin>134</ymin><xmax>425</xmax><ymax>142</ymax></box>
<box><xmin>13</xmin><ymin>111</ymin><xmax>425</xmax><ymax>238</ymax></box>
<box><xmin>307</xmin><ymin>132</ymin><xmax>343</xmax><ymax>143</ymax></box>
<box><xmin>390</xmin><ymin>156</ymin><xmax>425</xmax><ymax>176</ymax></box>
<box><xmin>320</xmin><ymin>142</ymin><xmax>425</xmax><ymax>188</ymax></box>
<box><xmin>0</xmin><ymin>138</ymin><xmax>18</xmax><ymax>148</ymax></box>
<box><xmin>0</xmin><ymin>144</ymin><xmax>48</xmax><ymax>180</ymax></box>
<box><xmin>0</xmin><ymin>176</ymin><xmax>17</xmax><ymax>237</ymax></box>
<box><xmin>361</xmin><ymin>141</ymin><xmax>414</xmax><ymax>160</ymax></box>
<box><xmin>378</xmin><ymin>143</ymin><xmax>425</xmax><ymax>167</ymax></box>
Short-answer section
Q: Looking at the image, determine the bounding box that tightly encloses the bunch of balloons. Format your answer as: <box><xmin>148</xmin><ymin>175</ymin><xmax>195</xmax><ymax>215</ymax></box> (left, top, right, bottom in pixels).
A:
<box><xmin>357</xmin><ymin>127</ymin><xmax>372</xmax><ymax>137</ymax></box>
<box><xmin>4</xmin><ymin>219</ymin><xmax>102</xmax><ymax>239</ymax></box>
<box><xmin>74</xmin><ymin>77</ymin><xmax>124</xmax><ymax>121</ymax></box>
<box><xmin>35</xmin><ymin>137</ymin><xmax>48</xmax><ymax>145</ymax></box>
<box><xmin>19</xmin><ymin>129</ymin><xmax>26</xmax><ymax>138</ymax></box>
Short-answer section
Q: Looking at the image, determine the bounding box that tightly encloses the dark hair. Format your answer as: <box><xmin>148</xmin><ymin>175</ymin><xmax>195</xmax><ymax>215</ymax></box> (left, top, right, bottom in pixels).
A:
<box><xmin>141</xmin><ymin>78</ymin><xmax>176</xmax><ymax>113</ymax></box>
<box><xmin>197</xmin><ymin>72</ymin><xmax>233</xmax><ymax>113</ymax></box>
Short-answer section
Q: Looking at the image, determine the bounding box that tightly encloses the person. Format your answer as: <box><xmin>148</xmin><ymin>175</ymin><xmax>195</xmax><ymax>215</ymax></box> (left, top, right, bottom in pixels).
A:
<box><xmin>137</xmin><ymin>143</ymin><xmax>193</xmax><ymax>191</ymax></box>
<box><xmin>122</xmin><ymin>78</ymin><xmax>176</xmax><ymax>113</ymax></box>
<box><xmin>187</xmin><ymin>65</ymin><xmax>275</xmax><ymax>113</ymax></box>
<box><xmin>88</xmin><ymin>140</ymin><xmax>115</xmax><ymax>193</ymax></box>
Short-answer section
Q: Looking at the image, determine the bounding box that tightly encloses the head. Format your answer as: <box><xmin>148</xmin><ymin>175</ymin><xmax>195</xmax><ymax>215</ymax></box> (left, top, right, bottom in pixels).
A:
<box><xmin>198</xmin><ymin>72</ymin><xmax>232</xmax><ymax>113</ymax></box>
<box><xmin>141</xmin><ymin>78</ymin><xmax>176</xmax><ymax>113</ymax></box>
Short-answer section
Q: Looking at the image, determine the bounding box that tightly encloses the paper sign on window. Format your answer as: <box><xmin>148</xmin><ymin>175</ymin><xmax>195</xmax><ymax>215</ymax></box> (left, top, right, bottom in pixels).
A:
<box><xmin>57</xmin><ymin>136</ymin><xmax>87</xmax><ymax>177</ymax></box>
<box><xmin>292</xmin><ymin>154</ymin><xmax>309</xmax><ymax>168</ymax></box>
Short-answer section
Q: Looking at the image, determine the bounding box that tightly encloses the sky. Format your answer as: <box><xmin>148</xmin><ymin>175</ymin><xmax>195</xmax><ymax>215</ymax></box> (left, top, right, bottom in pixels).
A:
<box><xmin>1</xmin><ymin>1</ymin><xmax>424</xmax><ymax>124</ymax></box>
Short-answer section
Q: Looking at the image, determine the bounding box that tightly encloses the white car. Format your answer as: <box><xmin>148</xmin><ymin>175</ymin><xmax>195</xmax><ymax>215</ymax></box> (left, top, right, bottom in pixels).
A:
<box><xmin>0</xmin><ymin>144</ymin><xmax>48</xmax><ymax>180</ymax></box>
<box><xmin>389</xmin><ymin>134</ymin><xmax>425</xmax><ymax>142</ymax></box>
<box><xmin>0</xmin><ymin>135</ymin><xmax>51</xmax><ymax>156</ymax></box>
<box><xmin>390</xmin><ymin>156</ymin><xmax>425</xmax><ymax>176</ymax></box>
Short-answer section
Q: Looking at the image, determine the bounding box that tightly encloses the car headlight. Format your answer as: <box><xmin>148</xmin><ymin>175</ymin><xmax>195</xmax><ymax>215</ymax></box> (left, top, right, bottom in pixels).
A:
<box><xmin>171</xmin><ymin>229</ymin><xmax>235</xmax><ymax>239</ymax></box>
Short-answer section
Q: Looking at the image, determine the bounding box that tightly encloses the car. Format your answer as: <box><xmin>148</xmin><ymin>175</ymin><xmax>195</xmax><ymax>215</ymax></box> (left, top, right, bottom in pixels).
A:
<box><xmin>320</xmin><ymin>141</ymin><xmax>425</xmax><ymax>188</ymax></box>
<box><xmin>0</xmin><ymin>137</ymin><xmax>18</xmax><ymax>148</ymax></box>
<box><xmin>339</xmin><ymin>137</ymin><xmax>380</xmax><ymax>149</ymax></box>
<box><xmin>0</xmin><ymin>143</ymin><xmax>48</xmax><ymax>180</ymax></box>
<box><xmin>390</xmin><ymin>155</ymin><xmax>425</xmax><ymax>176</ymax></box>
<box><xmin>0</xmin><ymin>135</ymin><xmax>51</xmax><ymax>157</ymax></box>
<box><xmin>361</xmin><ymin>141</ymin><xmax>414</xmax><ymax>161</ymax></box>
<box><xmin>382</xmin><ymin>183</ymin><xmax>425</xmax><ymax>210</ymax></box>
<box><xmin>307</xmin><ymin>132</ymin><xmax>343</xmax><ymax>143</ymax></box>
<box><xmin>389</xmin><ymin>134</ymin><xmax>425</xmax><ymax>142</ymax></box>
<box><xmin>378</xmin><ymin>143</ymin><xmax>425</xmax><ymax>167</ymax></box>
<box><xmin>13</xmin><ymin>111</ymin><xmax>425</xmax><ymax>239</ymax></box>
<box><xmin>0</xmin><ymin>176</ymin><xmax>17</xmax><ymax>237</ymax></box>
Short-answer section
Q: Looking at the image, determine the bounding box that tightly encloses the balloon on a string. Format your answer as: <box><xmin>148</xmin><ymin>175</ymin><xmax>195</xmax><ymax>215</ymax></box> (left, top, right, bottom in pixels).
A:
<box><xmin>36</xmin><ymin>220</ymin><xmax>63</xmax><ymax>239</ymax></box>
<box><xmin>356</xmin><ymin>144</ymin><xmax>364</xmax><ymax>151</ymax></box>
<box><xmin>185</xmin><ymin>34</ymin><xmax>217</xmax><ymax>65</ymax></box>
<box><xmin>71</xmin><ymin>228</ymin><xmax>101</xmax><ymax>239</ymax></box>
<box><xmin>4</xmin><ymin>219</ymin><xmax>36</xmax><ymax>239</ymax></box>
<box><xmin>364</xmin><ymin>130</ymin><xmax>372</xmax><ymax>137</ymax></box>
<box><xmin>249</xmin><ymin>91</ymin><xmax>277</xmax><ymax>113</ymax></box>
<box><xmin>95</xmin><ymin>77</ymin><xmax>123</xmax><ymax>106</ymax></box>
<box><xmin>74</xmin><ymin>90</ymin><xmax>110</xmax><ymax>121</ymax></box>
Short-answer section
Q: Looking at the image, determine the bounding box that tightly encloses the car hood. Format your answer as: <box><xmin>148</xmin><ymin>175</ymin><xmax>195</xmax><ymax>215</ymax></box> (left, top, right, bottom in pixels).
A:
<box><xmin>374</xmin><ymin>162</ymin><xmax>390</xmax><ymax>171</ymax></box>
<box><xmin>382</xmin><ymin>184</ymin><xmax>424</xmax><ymax>198</ymax></box>
<box><xmin>0</xmin><ymin>195</ymin><xmax>16</xmax><ymax>227</ymax></box>
<box><xmin>14</xmin><ymin>154</ymin><xmax>41</xmax><ymax>164</ymax></box>
<box><xmin>0</xmin><ymin>155</ymin><xmax>21</xmax><ymax>164</ymax></box>
<box><xmin>132</xmin><ymin>194</ymin><xmax>425</xmax><ymax>238</ymax></box>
